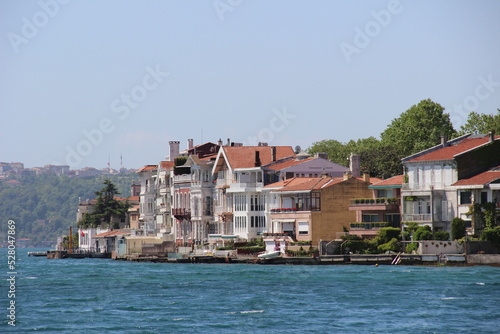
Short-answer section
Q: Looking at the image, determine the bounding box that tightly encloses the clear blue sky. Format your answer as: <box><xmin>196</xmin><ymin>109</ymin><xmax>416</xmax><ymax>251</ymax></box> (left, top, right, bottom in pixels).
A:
<box><xmin>1</xmin><ymin>0</ymin><xmax>499</xmax><ymax>169</ymax></box>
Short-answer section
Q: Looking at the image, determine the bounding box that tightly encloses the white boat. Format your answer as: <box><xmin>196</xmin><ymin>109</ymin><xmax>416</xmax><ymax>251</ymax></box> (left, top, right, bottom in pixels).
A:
<box><xmin>257</xmin><ymin>251</ymin><xmax>281</xmax><ymax>259</ymax></box>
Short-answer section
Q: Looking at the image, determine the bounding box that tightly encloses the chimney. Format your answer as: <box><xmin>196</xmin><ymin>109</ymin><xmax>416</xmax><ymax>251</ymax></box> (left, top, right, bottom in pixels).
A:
<box><xmin>363</xmin><ymin>173</ymin><xmax>370</xmax><ymax>182</ymax></box>
<box><xmin>441</xmin><ymin>135</ymin><xmax>448</xmax><ymax>147</ymax></box>
<box><xmin>349</xmin><ymin>153</ymin><xmax>361</xmax><ymax>178</ymax></box>
<box><xmin>169</xmin><ymin>141</ymin><xmax>180</xmax><ymax>162</ymax></box>
<box><xmin>488</xmin><ymin>130</ymin><xmax>495</xmax><ymax>142</ymax></box>
<box><xmin>217</xmin><ymin>138</ymin><xmax>223</xmax><ymax>146</ymax></box>
<box><xmin>271</xmin><ymin>146</ymin><xmax>277</xmax><ymax>162</ymax></box>
<box><xmin>343</xmin><ymin>171</ymin><xmax>352</xmax><ymax>181</ymax></box>
<box><xmin>187</xmin><ymin>139</ymin><xmax>194</xmax><ymax>150</ymax></box>
<box><xmin>255</xmin><ymin>151</ymin><xmax>261</xmax><ymax>167</ymax></box>
<box><xmin>227</xmin><ymin>138</ymin><xmax>231</xmax><ymax>146</ymax></box>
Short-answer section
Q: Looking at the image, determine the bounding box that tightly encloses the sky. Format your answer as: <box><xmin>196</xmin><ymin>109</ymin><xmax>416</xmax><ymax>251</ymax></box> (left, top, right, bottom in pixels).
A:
<box><xmin>1</xmin><ymin>0</ymin><xmax>500</xmax><ymax>170</ymax></box>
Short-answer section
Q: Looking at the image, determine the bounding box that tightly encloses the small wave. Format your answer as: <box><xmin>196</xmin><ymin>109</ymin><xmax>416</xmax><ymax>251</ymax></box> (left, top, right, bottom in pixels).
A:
<box><xmin>475</xmin><ymin>282</ymin><xmax>485</xmax><ymax>286</ymax></box>
<box><xmin>226</xmin><ymin>310</ymin><xmax>265</xmax><ymax>314</ymax></box>
<box><xmin>240</xmin><ymin>310</ymin><xmax>264</xmax><ymax>314</ymax></box>
<box><xmin>22</xmin><ymin>276</ymin><xmax>38</xmax><ymax>279</ymax></box>
<box><xmin>173</xmin><ymin>318</ymin><xmax>187</xmax><ymax>321</ymax></box>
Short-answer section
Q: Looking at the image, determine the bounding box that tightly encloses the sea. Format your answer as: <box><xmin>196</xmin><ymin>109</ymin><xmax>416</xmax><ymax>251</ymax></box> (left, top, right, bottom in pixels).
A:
<box><xmin>1</xmin><ymin>248</ymin><xmax>499</xmax><ymax>334</ymax></box>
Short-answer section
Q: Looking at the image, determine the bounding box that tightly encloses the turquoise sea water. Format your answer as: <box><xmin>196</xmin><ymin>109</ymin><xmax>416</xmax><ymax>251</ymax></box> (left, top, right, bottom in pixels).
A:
<box><xmin>1</xmin><ymin>248</ymin><xmax>500</xmax><ymax>333</ymax></box>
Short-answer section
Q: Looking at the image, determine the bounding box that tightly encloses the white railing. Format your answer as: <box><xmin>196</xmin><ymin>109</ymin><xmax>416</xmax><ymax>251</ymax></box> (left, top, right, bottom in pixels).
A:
<box><xmin>174</xmin><ymin>174</ymin><xmax>192</xmax><ymax>182</ymax></box>
<box><xmin>403</xmin><ymin>214</ymin><xmax>432</xmax><ymax>222</ymax></box>
<box><xmin>402</xmin><ymin>183</ymin><xmax>446</xmax><ymax>190</ymax></box>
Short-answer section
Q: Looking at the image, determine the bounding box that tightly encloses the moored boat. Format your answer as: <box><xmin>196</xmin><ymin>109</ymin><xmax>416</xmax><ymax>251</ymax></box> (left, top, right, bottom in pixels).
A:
<box><xmin>28</xmin><ymin>251</ymin><xmax>47</xmax><ymax>257</ymax></box>
<box><xmin>257</xmin><ymin>251</ymin><xmax>281</xmax><ymax>259</ymax></box>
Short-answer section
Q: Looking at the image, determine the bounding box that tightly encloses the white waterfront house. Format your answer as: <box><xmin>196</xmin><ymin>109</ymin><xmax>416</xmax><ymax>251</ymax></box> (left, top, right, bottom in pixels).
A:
<box><xmin>401</xmin><ymin>133</ymin><xmax>500</xmax><ymax>234</ymax></box>
<box><xmin>212</xmin><ymin>145</ymin><xmax>296</xmax><ymax>240</ymax></box>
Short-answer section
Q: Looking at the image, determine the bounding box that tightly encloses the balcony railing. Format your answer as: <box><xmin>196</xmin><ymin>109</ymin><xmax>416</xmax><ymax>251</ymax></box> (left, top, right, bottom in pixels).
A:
<box><xmin>402</xmin><ymin>214</ymin><xmax>432</xmax><ymax>222</ymax></box>
<box><xmin>270</xmin><ymin>208</ymin><xmax>297</xmax><ymax>213</ymax></box>
<box><xmin>172</xmin><ymin>208</ymin><xmax>191</xmax><ymax>217</ymax></box>
<box><xmin>402</xmin><ymin>183</ymin><xmax>446</xmax><ymax>190</ymax></box>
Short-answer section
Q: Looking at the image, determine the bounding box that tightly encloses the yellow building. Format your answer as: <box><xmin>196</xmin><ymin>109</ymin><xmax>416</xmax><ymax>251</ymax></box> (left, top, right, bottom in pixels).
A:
<box><xmin>266</xmin><ymin>174</ymin><xmax>376</xmax><ymax>245</ymax></box>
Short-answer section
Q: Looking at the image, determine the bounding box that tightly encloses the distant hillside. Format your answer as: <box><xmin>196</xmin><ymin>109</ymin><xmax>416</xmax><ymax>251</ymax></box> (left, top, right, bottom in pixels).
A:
<box><xmin>0</xmin><ymin>173</ymin><xmax>138</xmax><ymax>246</ymax></box>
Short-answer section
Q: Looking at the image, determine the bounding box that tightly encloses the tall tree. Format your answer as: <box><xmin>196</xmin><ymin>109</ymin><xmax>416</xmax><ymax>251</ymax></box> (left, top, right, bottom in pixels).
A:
<box><xmin>458</xmin><ymin>110</ymin><xmax>500</xmax><ymax>135</ymax></box>
<box><xmin>308</xmin><ymin>137</ymin><xmax>402</xmax><ymax>178</ymax></box>
<box><xmin>380</xmin><ymin>99</ymin><xmax>457</xmax><ymax>157</ymax></box>
<box><xmin>78</xmin><ymin>179</ymin><xmax>130</xmax><ymax>229</ymax></box>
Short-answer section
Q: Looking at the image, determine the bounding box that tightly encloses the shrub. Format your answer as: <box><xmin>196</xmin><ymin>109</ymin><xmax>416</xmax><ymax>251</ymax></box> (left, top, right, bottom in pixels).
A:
<box><xmin>434</xmin><ymin>231</ymin><xmax>450</xmax><ymax>241</ymax></box>
<box><xmin>480</xmin><ymin>227</ymin><xmax>500</xmax><ymax>249</ymax></box>
<box><xmin>451</xmin><ymin>217</ymin><xmax>466</xmax><ymax>240</ymax></box>
<box><xmin>405</xmin><ymin>242</ymin><xmax>419</xmax><ymax>254</ymax></box>
<box><xmin>377</xmin><ymin>238</ymin><xmax>401</xmax><ymax>253</ymax></box>
<box><xmin>414</xmin><ymin>226</ymin><xmax>433</xmax><ymax>240</ymax></box>
<box><xmin>378</xmin><ymin>227</ymin><xmax>401</xmax><ymax>244</ymax></box>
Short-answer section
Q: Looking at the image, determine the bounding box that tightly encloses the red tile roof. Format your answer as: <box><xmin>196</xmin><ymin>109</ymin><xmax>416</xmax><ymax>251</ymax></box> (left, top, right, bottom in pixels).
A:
<box><xmin>160</xmin><ymin>161</ymin><xmax>175</xmax><ymax>169</ymax></box>
<box><xmin>137</xmin><ymin>165</ymin><xmax>157</xmax><ymax>172</ymax></box>
<box><xmin>405</xmin><ymin>135</ymin><xmax>500</xmax><ymax>162</ymax></box>
<box><xmin>370</xmin><ymin>175</ymin><xmax>404</xmax><ymax>187</ymax></box>
<box><xmin>452</xmin><ymin>168</ymin><xmax>500</xmax><ymax>186</ymax></box>
<box><xmin>222</xmin><ymin>146</ymin><xmax>295</xmax><ymax>169</ymax></box>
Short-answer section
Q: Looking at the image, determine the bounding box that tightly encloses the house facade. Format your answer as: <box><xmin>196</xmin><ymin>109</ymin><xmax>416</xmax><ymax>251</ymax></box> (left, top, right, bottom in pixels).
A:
<box><xmin>211</xmin><ymin>145</ymin><xmax>296</xmax><ymax>240</ymax></box>
<box><xmin>401</xmin><ymin>133</ymin><xmax>500</xmax><ymax>233</ymax></box>
<box><xmin>348</xmin><ymin>175</ymin><xmax>403</xmax><ymax>238</ymax></box>
<box><xmin>265</xmin><ymin>174</ymin><xmax>374</xmax><ymax>245</ymax></box>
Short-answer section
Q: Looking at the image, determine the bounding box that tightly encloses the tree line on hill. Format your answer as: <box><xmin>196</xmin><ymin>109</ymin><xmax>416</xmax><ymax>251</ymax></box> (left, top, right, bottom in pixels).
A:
<box><xmin>0</xmin><ymin>174</ymin><xmax>137</xmax><ymax>245</ymax></box>
<box><xmin>308</xmin><ymin>99</ymin><xmax>500</xmax><ymax>179</ymax></box>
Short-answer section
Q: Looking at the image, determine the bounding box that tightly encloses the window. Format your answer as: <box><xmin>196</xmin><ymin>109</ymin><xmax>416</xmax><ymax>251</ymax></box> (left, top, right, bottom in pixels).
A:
<box><xmin>298</xmin><ymin>222</ymin><xmax>309</xmax><ymax>235</ymax></box>
<box><xmin>481</xmin><ymin>192</ymin><xmax>488</xmax><ymax>204</ymax></box>
<box><xmin>362</xmin><ymin>214</ymin><xmax>378</xmax><ymax>223</ymax></box>
<box><xmin>460</xmin><ymin>191</ymin><xmax>472</xmax><ymax>205</ymax></box>
<box><xmin>311</xmin><ymin>192</ymin><xmax>321</xmax><ymax>211</ymax></box>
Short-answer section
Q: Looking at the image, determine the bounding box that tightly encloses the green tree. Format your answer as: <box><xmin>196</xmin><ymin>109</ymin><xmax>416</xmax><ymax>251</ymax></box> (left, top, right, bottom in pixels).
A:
<box><xmin>77</xmin><ymin>179</ymin><xmax>130</xmax><ymax>229</ymax></box>
<box><xmin>458</xmin><ymin>110</ymin><xmax>500</xmax><ymax>135</ymax></box>
<box><xmin>451</xmin><ymin>217</ymin><xmax>466</xmax><ymax>240</ymax></box>
<box><xmin>414</xmin><ymin>225</ymin><xmax>433</xmax><ymax>241</ymax></box>
<box><xmin>381</xmin><ymin>99</ymin><xmax>457</xmax><ymax>158</ymax></box>
<box><xmin>307</xmin><ymin>139</ymin><xmax>350</xmax><ymax>166</ymax></box>
<box><xmin>307</xmin><ymin>137</ymin><xmax>403</xmax><ymax>178</ymax></box>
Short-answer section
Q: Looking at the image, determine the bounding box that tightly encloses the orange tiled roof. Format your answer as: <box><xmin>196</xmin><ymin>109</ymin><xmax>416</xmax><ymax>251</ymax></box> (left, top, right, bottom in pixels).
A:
<box><xmin>370</xmin><ymin>175</ymin><xmax>404</xmax><ymax>187</ymax></box>
<box><xmin>160</xmin><ymin>161</ymin><xmax>175</xmax><ymax>169</ymax></box>
<box><xmin>405</xmin><ymin>135</ymin><xmax>500</xmax><ymax>162</ymax></box>
<box><xmin>137</xmin><ymin>165</ymin><xmax>157</xmax><ymax>172</ymax></box>
<box><xmin>223</xmin><ymin>146</ymin><xmax>295</xmax><ymax>169</ymax></box>
<box><xmin>452</xmin><ymin>168</ymin><xmax>500</xmax><ymax>186</ymax></box>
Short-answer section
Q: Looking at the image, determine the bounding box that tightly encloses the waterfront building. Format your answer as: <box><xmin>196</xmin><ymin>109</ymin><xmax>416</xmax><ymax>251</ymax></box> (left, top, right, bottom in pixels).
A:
<box><xmin>348</xmin><ymin>174</ymin><xmax>403</xmax><ymax>238</ymax></box>
<box><xmin>451</xmin><ymin>165</ymin><xmax>500</xmax><ymax>234</ymax></box>
<box><xmin>211</xmin><ymin>145</ymin><xmax>296</xmax><ymax>240</ymax></box>
<box><xmin>264</xmin><ymin>174</ymin><xmax>375</xmax><ymax>245</ymax></box>
<box><xmin>401</xmin><ymin>132</ymin><xmax>500</xmax><ymax>234</ymax></box>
